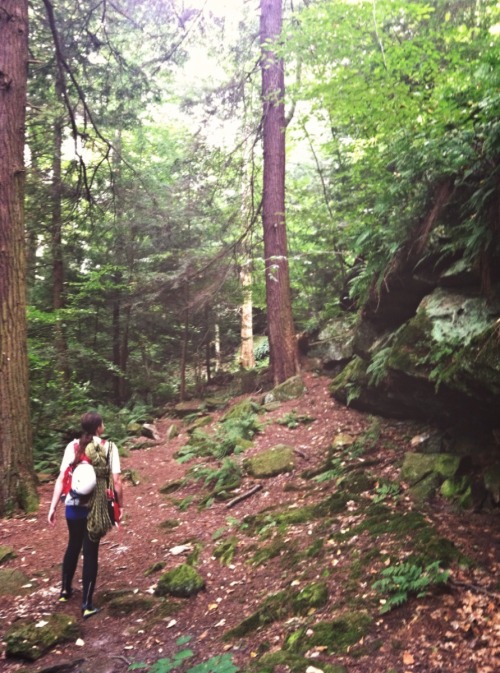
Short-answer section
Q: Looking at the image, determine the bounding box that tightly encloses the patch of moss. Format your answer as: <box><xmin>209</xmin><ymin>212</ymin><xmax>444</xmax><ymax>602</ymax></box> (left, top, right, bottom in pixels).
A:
<box><xmin>0</xmin><ymin>545</ymin><xmax>16</xmax><ymax>565</ymax></box>
<box><xmin>159</xmin><ymin>518</ymin><xmax>180</xmax><ymax>530</ymax></box>
<box><xmin>284</xmin><ymin>611</ymin><xmax>372</xmax><ymax>655</ymax></box>
<box><xmin>338</xmin><ymin>471</ymin><xmax>376</xmax><ymax>494</ymax></box>
<box><xmin>250</xmin><ymin>650</ymin><xmax>348</xmax><ymax>673</ymax></box>
<box><xmin>18</xmin><ymin>480</ymin><xmax>39</xmax><ymax>514</ymax></box>
<box><xmin>400</xmin><ymin>453</ymin><xmax>460</xmax><ymax>485</ymax></box>
<box><xmin>214</xmin><ymin>537</ymin><xmax>238</xmax><ymax>566</ymax></box>
<box><xmin>107</xmin><ymin>594</ymin><xmax>157</xmax><ymax>616</ymax></box>
<box><xmin>159</xmin><ymin>479</ymin><xmax>184</xmax><ymax>495</ymax></box>
<box><xmin>265</xmin><ymin>375</ymin><xmax>306</xmax><ymax>402</ymax></box>
<box><xmin>222</xmin><ymin>398</ymin><xmax>261</xmax><ymax>421</ymax></box>
<box><xmin>223</xmin><ymin>590</ymin><xmax>290</xmax><ymax>639</ymax></box>
<box><xmin>292</xmin><ymin>581</ymin><xmax>328</xmax><ymax>613</ymax></box>
<box><xmin>224</xmin><ymin>581</ymin><xmax>329</xmax><ymax>641</ymax></box>
<box><xmin>388</xmin><ymin>309</ymin><xmax>434</xmax><ymax>374</ymax></box>
<box><xmin>329</xmin><ymin>356</ymin><xmax>369</xmax><ymax>401</ymax></box>
<box><xmin>0</xmin><ymin>568</ymin><xmax>31</xmax><ymax>596</ymax></box>
<box><xmin>5</xmin><ymin>614</ymin><xmax>80</xmax><ymax>661</ymax></box>
<box><xmin>339</xmin><ymin>502</ymin><xmax>467</xmax><ymax>568</ymax></box>
<box><xmin>243</xmin><ymin>492</ymin><xmax>350</xmax><ymax>536</ymax></box>
<box><xmin>250</xmin><ymin>535</ymin><xmax>290</xmax><ymax>567</ymax></box>
<box><xmin>244</xmin><ymin>445</ymin><xmax>295</xmax><ymax>478</ymax></box>
<box><xmin>187</xmin><ymin>415</ymin><xmax>213</xmax><ymax>433</ymax></box>
<box><xmin>441</xmin><ymin>476</ymin><xmax>472</xmax><ymax>508</ymax></box>
<box><xmin>154</xmin><ymin>563</ymin><xmax>205</xmax><ymax>598</ymax></box>
<box><xmin>410</xmin><ymin>528</ymin><xmax>466</xmax><ymax>567</ymax></box>
<box><xmin>356</xmin><ymin>504</ymin><xmax>427</xmax><ymax>538</ymax></box>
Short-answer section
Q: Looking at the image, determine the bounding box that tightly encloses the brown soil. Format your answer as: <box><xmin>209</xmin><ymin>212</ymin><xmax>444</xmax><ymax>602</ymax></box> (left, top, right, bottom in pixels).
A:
<box><xmin>1</xmin><ymin>371</ymin><xmax>499</xmax><ymax>673</ymax></box>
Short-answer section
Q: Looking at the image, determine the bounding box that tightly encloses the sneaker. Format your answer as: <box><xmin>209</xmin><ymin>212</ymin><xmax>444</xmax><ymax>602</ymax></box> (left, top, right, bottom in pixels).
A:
<box><xmin>82</xmin><ymin>606</ymin><xmax>101</xmax><ymax>619</ymax></box>
<box><xmin>58</xmin><ymin>591</ymin><xmax>72</xmax><ymax>603</ymax></box>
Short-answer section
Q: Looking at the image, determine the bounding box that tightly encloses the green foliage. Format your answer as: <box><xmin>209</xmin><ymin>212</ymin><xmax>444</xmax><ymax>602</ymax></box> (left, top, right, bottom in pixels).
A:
<box><xmin>373</xmin><ymin>481</ymin><xmax>401</xmax><ymax>504</ymax></box>
<box><xmin>366</xmin><ymin>347</ymin><xmax>392</xmax><ymax>387</ymax></box>
<box><xmin>373</xmin><ymin>561</ymin><xmax>450</xmax><ymax>613</ymax></box>
<box><xmin>275</xmin><ymin>410</ymin><xmax>314</xmax><ymax>429</ymax></box>
<box><xmin>213</xmin><ymin>536</ymin><xmax>239</xmax><ymax>566</ymax></box>
<box><xmin>424</xmin><ymin>338</ymin><xmax>465</xmax><ymax>391</ymax></box>
<box><xmin>187</xmin><ymin>458</ymin><xmax>242</xmax><ymax>497</ymax></box>
<box><xmin>253</xmin><ymin>337</ymin><xmax>270</xmax><ymax>362</ymax></box>
<box><xmin>128</xmin><ymin>636</ymin><xmax>238</xmax><ymax>673</ymax></box>
<box><xmin>177</xmin><ymin>412</ymin><xmax>261</xmax><ymax>463</ymax></box>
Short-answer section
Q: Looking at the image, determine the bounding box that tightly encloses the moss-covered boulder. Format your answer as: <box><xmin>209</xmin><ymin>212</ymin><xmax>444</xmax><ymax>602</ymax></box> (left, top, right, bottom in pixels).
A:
<box><xmin>331</xmin><ymin>287</ymin><xmax>500</xmax><ymax>430</ymax></box>
<box><xmin>309</xmin><ymin>316</ymin><xmax>357</xmax><ymax>368</ymax></box>
<box><xmin>222</xmin><ymin>398</ymin><xmax>261</xmax><ymax>422</ymax></box>
<box><xmin>284</xmin><ymin>611</ymin><xmax>372</xmax><ymax>655</ymax></box>
<box><xmin>401</xmin><ymin>453</ymin><xmax>460</xmax><ymax>485</ymax></box>
<box><xmin>0</xmin><ymin>545</ymin><xmax>16</xmax><ymax>565</ymax></box>
<box><xmin>441</xmin><ymin>477</ymin><xmax>472</xmax><ymax>508</ymax></box>
<box><xmin>127</xmin><ymin>421</ymin><xmax>142</xmax><ymax>435</ymax></box>
<box><xmin>0</xmin><ymin>568</ymin><xmax>31</xmax><ymax>595</ymax></box>
<box><xmin>408</xmin><ymin>472</ymin><xmax>442</xmax><ymax>503</ymax></box>
<box><xmin>5</xmin><ymin>614</ymin><xmax>80</xmax><ymax>661</ymax></box>
<box><xmin>264</xmin><ymin>375</ymin><xmax>306</xmax><ymax>403</ymax></box>
<box><xmin>244</xmin><ymin>445</ymin><xmax>295</xmax><ymax>478</ymax></box>
<box><xmin>154</xmin><ymin>563</ymin><xmax>205</xmax><ymax>598</ymax></box>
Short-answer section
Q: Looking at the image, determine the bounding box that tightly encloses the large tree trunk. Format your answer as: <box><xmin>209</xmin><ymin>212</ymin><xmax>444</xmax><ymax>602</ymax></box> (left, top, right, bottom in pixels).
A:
<box><xmin>51</xmin><ymin>88</ymin><xmax>70</xmax><ymax>379</ymax></box>
<box><xmin>0</xmin><ymin>0</ymin><xmax>38</xmax><ymax>514</ymax></box>
<box><xmin>260</xmin><ymin>0</ymin><xmax>299</xmax><ymax>384</ymax></box>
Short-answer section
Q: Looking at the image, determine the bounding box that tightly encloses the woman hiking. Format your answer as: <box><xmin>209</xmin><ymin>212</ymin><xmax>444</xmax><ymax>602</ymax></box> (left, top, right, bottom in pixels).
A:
<box><xmin>48</xmin><ymin>411</ymin><xmax>123</xmax><ymax>618</ymax></box>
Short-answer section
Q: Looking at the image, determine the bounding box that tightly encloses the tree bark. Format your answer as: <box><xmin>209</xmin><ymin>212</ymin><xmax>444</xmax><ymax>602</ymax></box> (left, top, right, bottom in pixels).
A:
<box><xmin>239</xmin><ymin>259</ymin><xmax>255</xmax><ymax>369</ymax></box>
<box><xmin>0</xmin><ymin>0</ymin><xmax>38</xmax><ymax>514</ymax></box>
<box><xmin>260</xmin><ymin>0</ymin><xmax>299</xmax><ymax>384</ymax></box>
<box><xmin>51</xmin><ymin>79</ymin><xmax>70</xmax><ymax>379</ymax></box>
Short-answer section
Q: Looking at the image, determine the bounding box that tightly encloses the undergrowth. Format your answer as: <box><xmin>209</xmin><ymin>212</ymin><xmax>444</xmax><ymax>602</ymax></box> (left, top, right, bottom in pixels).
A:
<box><xmin>128</xmin><ymin>635</ymin><xmax>238</xmax><ymax>673</ymax></box>
<box><xmin>373</xmin><ymin>561</ymin><xmax>450</xmax><ymax>613</ymax></box>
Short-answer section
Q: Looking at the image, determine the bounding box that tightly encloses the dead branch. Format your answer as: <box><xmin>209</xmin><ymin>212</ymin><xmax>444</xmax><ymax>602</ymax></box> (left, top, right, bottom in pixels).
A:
<box><xmin>449</xmin><ymin>579</ymin><xmax>500</xmax><ymax>601</ymax></box>
<box><xmin>226</xmin><ymin>483</ymin><xmax>263</xmax><ymax>509</ymax></box>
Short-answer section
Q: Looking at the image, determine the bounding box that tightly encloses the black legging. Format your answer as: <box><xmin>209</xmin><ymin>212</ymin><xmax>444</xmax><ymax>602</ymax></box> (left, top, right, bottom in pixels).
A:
<box><xmin>61</xmin><ymin>517</ymin><xmax>100</xmax><ymax>608</ymax></box>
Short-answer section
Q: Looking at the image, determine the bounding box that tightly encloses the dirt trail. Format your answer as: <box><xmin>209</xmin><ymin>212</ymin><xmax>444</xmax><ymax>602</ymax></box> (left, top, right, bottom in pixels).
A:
<box><xmin>1</xmin><ymin>372</ymin><xmax>499</xmax><ymax>673</ymax></box>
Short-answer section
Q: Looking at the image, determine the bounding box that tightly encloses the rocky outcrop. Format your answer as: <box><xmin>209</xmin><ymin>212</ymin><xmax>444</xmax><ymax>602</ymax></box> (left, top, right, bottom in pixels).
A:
<box><xmin>328</xmin><ymin>277</ymin><xmax>500</xmax><ymax>433</ymax></box>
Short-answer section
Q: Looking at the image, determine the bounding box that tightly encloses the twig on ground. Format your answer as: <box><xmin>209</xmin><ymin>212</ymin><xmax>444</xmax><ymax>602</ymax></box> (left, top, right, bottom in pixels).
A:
<box><xmin>226</xmin><ymin>483</ymin><xmax>263</xmax><ymax>509</ymax></box>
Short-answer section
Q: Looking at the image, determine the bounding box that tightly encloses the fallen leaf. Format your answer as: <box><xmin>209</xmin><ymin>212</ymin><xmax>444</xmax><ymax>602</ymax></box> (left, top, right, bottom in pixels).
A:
<box><xmin>403</xmin><ymin>652</ymin><xmax>414</xmax><ymax>665</ymax></box>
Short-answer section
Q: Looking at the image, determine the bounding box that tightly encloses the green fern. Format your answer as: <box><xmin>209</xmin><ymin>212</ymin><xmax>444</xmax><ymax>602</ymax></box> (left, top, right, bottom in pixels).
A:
<box><xmin>373</xmin><ymin>561</ymin><xmax>450</xmax><ymax>613</ymax></box>
<box><xmin>128</xmin><ymin>635</ymin><xmax>238</xmax><ymax>673</ymax></box>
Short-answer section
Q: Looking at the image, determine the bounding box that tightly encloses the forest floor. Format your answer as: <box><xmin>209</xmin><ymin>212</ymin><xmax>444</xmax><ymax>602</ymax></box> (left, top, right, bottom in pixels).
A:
<box><xmin>1</xmin><ymin>370</ymin><xmax>500</xmax><ymax>673</ymax></box>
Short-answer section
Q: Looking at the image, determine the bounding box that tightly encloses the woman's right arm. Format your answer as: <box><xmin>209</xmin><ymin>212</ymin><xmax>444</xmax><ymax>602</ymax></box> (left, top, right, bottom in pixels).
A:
<box><xmin>48</xmin><ymin>472</ymin><xmax>65</xmax><ymax>526</ymax></box>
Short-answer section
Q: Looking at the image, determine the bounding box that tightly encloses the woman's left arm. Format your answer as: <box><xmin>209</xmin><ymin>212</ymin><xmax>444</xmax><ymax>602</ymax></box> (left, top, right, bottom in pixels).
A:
<box><xmin>112</xmin><ymin>473</ymin><xmax>123</xmax><ymax>508</ymax></box>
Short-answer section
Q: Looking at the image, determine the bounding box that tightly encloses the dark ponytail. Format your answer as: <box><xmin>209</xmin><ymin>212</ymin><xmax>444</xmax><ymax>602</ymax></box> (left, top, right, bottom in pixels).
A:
<box><xmin>76</xmin><ymin>412</ymin><xmax>103</xmax><ymax>462</ymax></box>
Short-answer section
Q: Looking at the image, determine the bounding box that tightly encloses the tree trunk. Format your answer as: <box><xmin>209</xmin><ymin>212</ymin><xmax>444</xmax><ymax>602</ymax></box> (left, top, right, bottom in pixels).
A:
<box><xmin>179</xmin><ymin>286</ymin><xmax>190</xmax><ymax>401</ymax></box>
<box><xmin>260</xmin><ymin>0</ymin><xmax>299</xmax><ymax>385</ymax></box>
<box><xmin>214</xmin><ymin>323</ymin><xmax>221</xmax><ymax>373</ymax></box>
<box><xmin>239</xmin><ymin>259</ymin><xmax>255</xmax><ymax>369</ymax></box>
<box><xmin>51</xmin><ymin>88</ymin><xmax>70</xmax><ymax>379</ymax></box>
<box><xmin>0</xmin><ymin>0</ymin><xmax>38</xmax><ymax>514</ymax></box>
